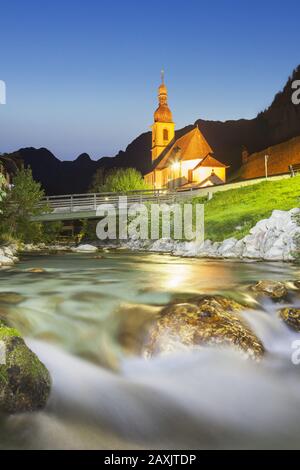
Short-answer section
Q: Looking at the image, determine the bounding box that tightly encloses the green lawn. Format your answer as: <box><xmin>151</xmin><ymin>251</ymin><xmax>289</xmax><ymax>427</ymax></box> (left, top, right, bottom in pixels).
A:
<box><xmin>191</xmin><ymin>176</ymin><xmax>300</xmax><ymax>242</ymax></box>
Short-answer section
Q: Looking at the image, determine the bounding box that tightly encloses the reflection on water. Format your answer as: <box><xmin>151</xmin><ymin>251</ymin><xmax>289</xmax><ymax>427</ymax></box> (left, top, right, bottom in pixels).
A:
<box><xmin>0</xmin><ymin>251</ymin><xmax>300</xmax><ymax>449</ymax></box>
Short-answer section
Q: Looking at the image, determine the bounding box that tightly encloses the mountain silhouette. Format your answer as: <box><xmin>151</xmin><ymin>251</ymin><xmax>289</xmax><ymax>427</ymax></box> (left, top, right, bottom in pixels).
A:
<box><xmin>6</xmin><ymin>65</ymin><xmax>300</xmax><ymax>195</ymax></box>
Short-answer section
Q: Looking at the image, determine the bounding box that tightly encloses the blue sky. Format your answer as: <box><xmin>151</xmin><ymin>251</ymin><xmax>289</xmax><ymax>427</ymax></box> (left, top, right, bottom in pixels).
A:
<box><xmin>1</xmin><ymin>0</ymin><xmax>300</xmax><ymax>160</ymax></box>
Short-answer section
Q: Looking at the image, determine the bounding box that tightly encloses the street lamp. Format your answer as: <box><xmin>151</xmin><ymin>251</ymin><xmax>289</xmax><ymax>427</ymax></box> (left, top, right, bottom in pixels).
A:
<box><xmin>265</xmin><ymin>154</ymin><xmax>269</xmax><ymax>180</ymax></box>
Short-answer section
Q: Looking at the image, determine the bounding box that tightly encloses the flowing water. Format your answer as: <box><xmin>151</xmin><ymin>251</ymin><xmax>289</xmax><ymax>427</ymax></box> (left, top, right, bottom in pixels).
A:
<box><xmin>0</xmin><ymin>250</ymin><xmax>300</xmax><ymax>449</ymax></box>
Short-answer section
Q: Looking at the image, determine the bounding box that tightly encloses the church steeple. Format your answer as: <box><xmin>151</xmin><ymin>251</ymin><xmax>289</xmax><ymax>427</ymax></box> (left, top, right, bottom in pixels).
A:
<box><xmin>154</xmin><ymin>70</ymin><xmax>173</xmax><ymax>123</ymax></box>
<box><xmin>151</xmin><ymin>71</ymin><xmax>175</xmax><ymax>161</ymax></box>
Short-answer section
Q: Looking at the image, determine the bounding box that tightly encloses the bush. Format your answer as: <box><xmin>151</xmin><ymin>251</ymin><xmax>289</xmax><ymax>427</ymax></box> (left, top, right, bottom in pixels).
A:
<box><xmin>41</xmin><ymin>221</ymin><xmax>64</xmax><ymax>244</ymax></box>
<box><xmin>94</xmin><ymin>168</ymin><xmax>149</xmax><ymax>193</ymax></box>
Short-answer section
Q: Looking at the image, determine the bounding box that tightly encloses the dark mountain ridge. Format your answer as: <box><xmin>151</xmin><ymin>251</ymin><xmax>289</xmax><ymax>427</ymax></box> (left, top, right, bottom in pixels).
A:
<box><xmin>5</xmin><ymin>65</ymin><xmax>300</xmax><ymax>195</ymax></box>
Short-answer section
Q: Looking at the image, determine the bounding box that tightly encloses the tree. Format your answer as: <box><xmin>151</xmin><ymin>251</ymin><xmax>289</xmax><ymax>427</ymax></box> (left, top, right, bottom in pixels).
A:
<box><xmin>89</xmin><ymin>167</ymin><xmax>105</xmax><ymax>192</ymax></box>
<box><xmin>42</xmin><ymin>221</ymin><xmax>64</xmax><ymax>243</ymax></box>
<box><xmin>0</xmin><ymin>167</ymin><xmax>47</xmax><ymax>242</ymax></box>
<box><xmin>98</xmin><ymin>168</ymin><xmax>149</xmax><ymax>193</ymax></box>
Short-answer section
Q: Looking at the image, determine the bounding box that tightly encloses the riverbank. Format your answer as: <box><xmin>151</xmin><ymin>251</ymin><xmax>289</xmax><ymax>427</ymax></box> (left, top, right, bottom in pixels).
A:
<box><xmin>1</xmin><ymin>207</ymin><xmax>299</xmax><ymax>267</ymax></box>
<box><xmin>194</xmin><ymin>174</ymin><xmax>300</xmax><ymax>241</ymax></box>
<box><xmin>0</xmin><ymin>244</ymin><xmax>19</xmax><ymax>268</ymax></box>
<box><xmin>122</xmin><ymin>208</ymin><xmax>300</xmax><ymax>262</ymax></box>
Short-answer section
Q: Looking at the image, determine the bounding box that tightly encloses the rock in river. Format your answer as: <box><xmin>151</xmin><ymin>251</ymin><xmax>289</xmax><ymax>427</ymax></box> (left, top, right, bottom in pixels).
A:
<box><xmin>0</xmin><ymin>323</ymin><xmax>51</xmax><ymax>413</ymax></box>
<box><xmin>251</xmin><ymin>280</ymin><xmax>288</xmax><ymax>300</ymax></box>
<box><xmin>144</xmin><ymin>295</ymin><xmax>264</xmax><ymax>360</ymax></box>
<box><xmin>0</xmin><ymin>292</ymin><xmax>25</xmax><ymax>305</ymax></box>
<box><xmin>26</xmin><ymin>268</ymin><xmax>46</xmax><ymax>273</ymax></box>
<box><xmin>72</xmin><ymin>244</ymin><xmax>98</xmax><ymax>253</ymax></box>
<box><xmin>278</xmin><ymin>308</ymin><xmax>300</xmax><ymax>332</ymax></box>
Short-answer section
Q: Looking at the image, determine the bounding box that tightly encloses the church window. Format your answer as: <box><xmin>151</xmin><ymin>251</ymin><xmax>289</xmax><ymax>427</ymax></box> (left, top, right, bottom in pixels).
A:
<box><xmin>163</xmin><ymin>129</ymin><xmax>169</xmax><ymax>141</ymax></box>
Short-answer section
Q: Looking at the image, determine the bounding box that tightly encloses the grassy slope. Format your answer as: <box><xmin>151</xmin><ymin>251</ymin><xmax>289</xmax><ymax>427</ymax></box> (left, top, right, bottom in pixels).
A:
<box><xmin>192</xmin><ymin>176</ymin><xmax>300</xmax><ymax>242</ymax></box>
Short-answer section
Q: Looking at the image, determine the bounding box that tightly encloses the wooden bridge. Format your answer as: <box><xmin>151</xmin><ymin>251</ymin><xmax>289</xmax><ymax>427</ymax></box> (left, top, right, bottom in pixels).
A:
<box><xmin>31</xmin><ymin>189</ymin><xmax>179</xmax><ymax>222</ymax></box>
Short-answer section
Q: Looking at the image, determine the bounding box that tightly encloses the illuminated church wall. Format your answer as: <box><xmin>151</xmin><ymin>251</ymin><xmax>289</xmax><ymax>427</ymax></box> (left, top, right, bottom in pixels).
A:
<box><xmin>193</xmin><ymin>166</ymin><xmax>226</xmax><ymax>183</ymax></box>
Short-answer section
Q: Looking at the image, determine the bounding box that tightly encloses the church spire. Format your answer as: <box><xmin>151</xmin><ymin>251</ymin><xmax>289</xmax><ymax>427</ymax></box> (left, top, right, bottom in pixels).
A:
<box><xmin>151</xmin><ymin>71</ymin><xmax>175</xmax><ymax>161</ymax></box>
<box><xmin>154</xmin><ymin>71</ymin><xmax>173</xmax><ymax>123</ymax></box>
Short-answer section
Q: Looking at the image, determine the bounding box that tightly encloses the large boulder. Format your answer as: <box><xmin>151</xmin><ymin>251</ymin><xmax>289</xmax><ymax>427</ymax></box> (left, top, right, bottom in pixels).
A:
<box><xmin>144</xmin><ymin>295</ymin><xmax>264</xmax><ymax>360</ymax></box>
<box><xmin>217</xmin><ymin>237</ymin><xmax>242</xmax><ymax>258</ymax></box>
<box><xmin>251</xmin><ymin>280</ymin><xmax>288</xmax><ymax>300</ymax></box>
<box><xmin>0</xmin><ymin>255</ymin><xmax>14</xmax><ymax>267</ymax></box>
<box><xmin>114</xmin><ymin>303</ymin><xmax>162</xmax><ymax>356</ymax></box>
<box><xmin>0</xmin><ymin>323</ymin><xmax>51</xmax><ymax>413</ymax></box>
<box><xmin>3</xmin><ymin>247</ymin><xmax>14</xmax><ymax>258</ymax></box>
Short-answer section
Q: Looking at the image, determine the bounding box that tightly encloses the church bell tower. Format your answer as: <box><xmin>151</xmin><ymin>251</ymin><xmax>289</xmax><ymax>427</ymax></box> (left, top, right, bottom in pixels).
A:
<box><xmin>151</xmin><ymin>71</ymin><xmax>175</xmax><ymax>162</ymax></box>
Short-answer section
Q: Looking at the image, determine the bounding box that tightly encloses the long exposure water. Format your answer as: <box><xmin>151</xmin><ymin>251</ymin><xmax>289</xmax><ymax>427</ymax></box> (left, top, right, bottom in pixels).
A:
<box><xmin>0</xmin><ymin>250</ymin><xmax>300</xmax><ymax>449</ymax></box>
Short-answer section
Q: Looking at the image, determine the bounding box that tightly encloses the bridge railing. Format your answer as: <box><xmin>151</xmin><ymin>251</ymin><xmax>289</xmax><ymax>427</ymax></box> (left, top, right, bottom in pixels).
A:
<box><xmin>39</xmin><ymin>189</ymin><xmax>177</xmax><ymax>214</ymax></box>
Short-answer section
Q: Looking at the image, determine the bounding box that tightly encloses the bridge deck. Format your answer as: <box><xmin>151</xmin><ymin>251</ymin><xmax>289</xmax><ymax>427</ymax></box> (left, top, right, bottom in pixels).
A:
<box><xmin>31</xmin><ymin>190</ymin><xmax>178</xmax><ymax>221</ymax></box>
<box><xmin>31</xmin><ymin>173</ymin><xmax>291</xmax><ymax>222</ymax></box>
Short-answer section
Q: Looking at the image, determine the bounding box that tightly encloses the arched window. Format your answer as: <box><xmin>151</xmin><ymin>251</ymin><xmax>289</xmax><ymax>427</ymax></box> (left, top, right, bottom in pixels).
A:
<box><xmin>163</xmin><ymin>129</ymin><xmax>169</xmax><ymax>141</ymax></box>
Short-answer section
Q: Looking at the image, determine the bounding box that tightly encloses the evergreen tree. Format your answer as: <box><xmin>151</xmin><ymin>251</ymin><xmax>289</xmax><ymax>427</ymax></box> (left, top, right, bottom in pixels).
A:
<box><xmin>0</xmin><ymin>167</ymin><xmax>47</xmax><ymax>242</ymax></box>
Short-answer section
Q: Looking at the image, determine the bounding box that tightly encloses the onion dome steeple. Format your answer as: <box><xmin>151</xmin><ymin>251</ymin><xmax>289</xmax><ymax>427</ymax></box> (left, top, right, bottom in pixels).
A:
<box><xmin>154</xmin><ymin>70</ymin><xmax>173</xmax><ymax>123</ymax></box>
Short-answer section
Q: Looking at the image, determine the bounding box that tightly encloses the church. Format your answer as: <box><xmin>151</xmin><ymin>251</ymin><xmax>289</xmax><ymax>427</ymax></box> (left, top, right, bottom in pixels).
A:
<box><xmin>144</xmin><ymin>74</ymin><xmax>228</xmax><ymax>190</ymax></box>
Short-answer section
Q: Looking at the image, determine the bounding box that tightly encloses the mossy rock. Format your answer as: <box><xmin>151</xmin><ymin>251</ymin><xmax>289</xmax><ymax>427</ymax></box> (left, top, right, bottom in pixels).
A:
<box><xmin>278</xmin><ymin>308</ymin><xmax>300</xmax><ymax>332</ymax></box>
<box><xmin>144</xmin><ymin>295</ymin><xmax>264</xmax><ymax>360</ymax></box>
<box><xmin>0</xmin><ymin>323</ymin><xmax>51</xmax><ymax>413</ymax></box>
<box><xmin>251</xmin><ymin>280</ymin><xmax>288</xmax><ymax>300</ymax></box>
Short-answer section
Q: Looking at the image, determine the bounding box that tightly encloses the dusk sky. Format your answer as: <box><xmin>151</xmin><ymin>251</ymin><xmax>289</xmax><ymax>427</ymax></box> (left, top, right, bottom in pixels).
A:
<box><xmin>1</xmin><ymin>0</ymin><xmax>300</xmax><ymax>160</ymax></box>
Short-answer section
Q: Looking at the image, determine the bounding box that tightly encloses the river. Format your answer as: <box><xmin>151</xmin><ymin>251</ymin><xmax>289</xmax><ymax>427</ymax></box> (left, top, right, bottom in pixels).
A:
<box><xmin>0</xmin><ymin>250</ymin><xmax>300</xmax><ymax>449</ymax></box>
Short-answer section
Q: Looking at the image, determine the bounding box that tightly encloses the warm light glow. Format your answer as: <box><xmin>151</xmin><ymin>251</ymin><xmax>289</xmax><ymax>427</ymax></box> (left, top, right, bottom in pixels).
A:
<box><xmin>172</xmin><ymin>161</ymin><xmax>180</xmax><ymax>171</ymax></box>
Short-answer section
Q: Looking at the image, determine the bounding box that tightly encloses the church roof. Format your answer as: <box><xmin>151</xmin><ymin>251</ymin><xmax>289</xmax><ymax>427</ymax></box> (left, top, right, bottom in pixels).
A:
<box><xmin>179</xmin><ymin>172</ymin><xmax>225</xmax><ymax>190</ymax></box>
<box><xmin>193</xmin><ymin>154</ymin><xmax>229</xmax><ymax>169</ymax></box>
<box><xmin>155</xmin><ymin>127</ymin><xmax>213</xmax><ymax>170</ymax></box>
<box><xmin>154</xmin><ymin>104</ymin><xmax>173</xmax><ymax>123</ymax></box>
<box><xmin>198</xmin><ymin>172</ymin><xmax>225</xmax><ymax>186</ymax></box>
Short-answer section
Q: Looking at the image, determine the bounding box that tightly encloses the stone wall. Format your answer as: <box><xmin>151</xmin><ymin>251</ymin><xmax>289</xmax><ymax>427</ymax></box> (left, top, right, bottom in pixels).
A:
<box><xmin>123</xmin><ymin>208</ymin><xmax>300</xmax><ymax>262</ymax></box>
<box><xmin>239</xmin><ymin>136</ymin><xmax>300</xmax><ymax>180</ymax></box>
